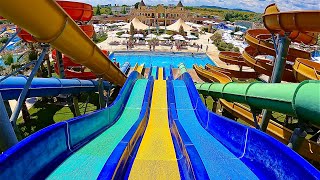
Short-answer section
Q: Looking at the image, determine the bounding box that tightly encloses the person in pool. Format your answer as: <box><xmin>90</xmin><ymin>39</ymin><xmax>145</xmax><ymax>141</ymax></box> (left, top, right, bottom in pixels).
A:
<box><xmin>191</xmin><ymin>53</ymin><xmax>194</xmax><ymax>57</ymax></box>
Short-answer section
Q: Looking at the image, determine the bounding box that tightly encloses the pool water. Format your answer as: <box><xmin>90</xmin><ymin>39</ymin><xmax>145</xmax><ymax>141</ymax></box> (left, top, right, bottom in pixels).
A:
<box><xmin>112</xmin><ymin>51</ymin><xmax>216</xmax><ymax>68</ymax></box>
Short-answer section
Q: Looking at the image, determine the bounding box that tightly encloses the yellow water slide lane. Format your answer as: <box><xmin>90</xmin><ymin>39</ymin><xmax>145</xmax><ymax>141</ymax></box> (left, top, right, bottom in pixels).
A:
<box><xmin>135</xmin><ymin>63</ymin><xmax>145</xmax><ymax>74</ymax></box>
<box><xmin>158</xmin><ymin>67</ymin><xmax>164</xmax><ymax>80</ymax></box>
<box><xmin>0</xmin><ymin>0</ymin><xmax>126</xmax><ymax>85</ymax></box>
<box><xmin>129</xmin><ymin>76</ymin><xmax>180</xmax><ymax>179</ymax></box>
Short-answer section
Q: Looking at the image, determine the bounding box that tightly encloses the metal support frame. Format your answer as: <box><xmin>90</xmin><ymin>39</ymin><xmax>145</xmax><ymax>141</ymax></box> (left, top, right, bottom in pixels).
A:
<box><xmin>260</xmin><ymin>33</ymin><xmax>291</xmax><ymax>132</ymax></box>
<box><xmin>83</xmin><ymin>95</ymin><xmax>90</xmax><ymax>114</ymax></box>
<box><xmin>10</xmin><ymin>46</ymin><xmax>49</xmax><ymax>124</ymax></box>
<box><xmin>251</xmin><ymin>108</ymin><xmax>261</xmax><ymax>130</ymax></box>
<box><xmin>211</xmin><ymin>97</ymin><xmax>218</xmax><ymax>113</ymax></box>
<box><xmin>0</xmin><ymin>28</ymin><xmax>21</xmax><ymax>53</ymax></box>
<box><xmin>72</xmin><ymin>96</ymin><xmax>81</xmax><ymax>116</ymax></box>
<box><xmin>98</xmin><ymin>77</ymin><xmax>105</xmax><ymax>108</ymax></box>
<box><xmin>287</xmin><ymin>126</ymin><xmax>307</xmax><ymax>151</ymax></box>
<box><xmin>56</xmin><ymin>51</ymin><xmax>65</xmax><ymax>79</ymax></box>
<box><xmin>105</xmin><ymin>84</ymin><xmax>111</xmax><ymax>108</ymax></box>
<box><xmin>45</xmin><ymin>54</ymin><xmax>52</xmax><ymax>77</ymax></box>
<box><xmin>0</xmin><ymin>93</ymin><xmax>18</xmax><ymax>151</ymax></box>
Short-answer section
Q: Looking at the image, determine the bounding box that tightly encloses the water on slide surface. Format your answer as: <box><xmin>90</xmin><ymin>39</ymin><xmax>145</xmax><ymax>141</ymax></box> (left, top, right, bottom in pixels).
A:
<box><xmin>173</xmin><ymin>80</ymin><xmax>258</xmax><ymax>179</ymax></box>
<box><xmin>47</xmin><ymin>79</ymin><xmax>148</xmax><ymax>179</ymax></box>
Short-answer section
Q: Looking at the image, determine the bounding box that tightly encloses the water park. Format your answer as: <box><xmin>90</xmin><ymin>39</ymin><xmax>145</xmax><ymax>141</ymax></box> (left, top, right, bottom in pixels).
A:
<box><xmin>0</xmin><ymin>0</ymin><xmax>319</xmax><ymax>179</ymax></box>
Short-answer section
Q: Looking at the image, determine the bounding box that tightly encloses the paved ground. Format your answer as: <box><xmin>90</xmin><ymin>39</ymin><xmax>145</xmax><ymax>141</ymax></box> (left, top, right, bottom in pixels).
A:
<box><xmin>98</xmin><ymin>31</ymin><xmax>214</xmax><ymax>54</ymax></box>
<box><xmin>9</xmin><ymin>97</ymin><xmax>37</xmax><ymax>120</ymax></box>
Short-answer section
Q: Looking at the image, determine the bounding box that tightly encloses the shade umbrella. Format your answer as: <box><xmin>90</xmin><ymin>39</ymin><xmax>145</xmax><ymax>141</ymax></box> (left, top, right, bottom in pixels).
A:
<box><xmin>133</xmin><ymin>34</ymin><xmax>144</xmax><ymax>38</ymax></box>
<box><xmin>146</xmin><ymin>34</ymin><xmax>158</xmax><ymax>38</ymax></box>
<box><xmin>157</xmin><ymin>37</ymin><xmax>166</xmax><ymax>41</ymax></box>
<box><xmin>120</xmin><ymin>33</ymin><xmax>131</xmax><ymax>38</ymax></box>
<box><xmin>185</xmin><ymin>35</ymin><xmax>198</xmax><ymax>40</ymax></box>
<box><xmin>173</xmin><ymin>34</ymin><xmax>183</xmax><ymax>39</ymax></box>
<box><xmin>160</xmin><ymin>34</ymin><xmax>171</xmax><ymax>38</ymax></box>
<box><xmin>174</xmin><ymin>36</ymin><xmax>185</xmax><ymax>41</ymax></box>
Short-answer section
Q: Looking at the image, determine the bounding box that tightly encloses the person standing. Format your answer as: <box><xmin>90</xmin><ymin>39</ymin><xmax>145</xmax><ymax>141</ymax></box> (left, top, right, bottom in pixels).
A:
<box><xmin>197</xmin><ymin>44</ymin><xmax>199</xmax><ymax>52</ymax></box>
<box><xmin>206</xmin><ymin>45</ymin><xmax>209</xmax><ymax>52</ymax></box>
<box><xmin>208</xmin><ymin>38</ymin><xmax>210</xmax><ymax>43</ymax></box>
<box><xmin>200</xmin><ymin>44</ymin><xmax>203</xmax><ymax>50</ymax></box>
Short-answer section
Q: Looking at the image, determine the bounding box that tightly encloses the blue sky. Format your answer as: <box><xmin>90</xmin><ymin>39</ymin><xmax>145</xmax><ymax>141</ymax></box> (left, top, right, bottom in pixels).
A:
<box><xmin>73</xmin><ymin>0</ymin><xmax>319</xmax><ymax>13</ymax></box>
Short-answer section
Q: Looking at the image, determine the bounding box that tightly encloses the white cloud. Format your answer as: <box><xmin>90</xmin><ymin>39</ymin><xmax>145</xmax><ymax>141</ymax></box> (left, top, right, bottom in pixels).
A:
<box><xmin>72</xmin><ymin>0</ymin><xmax>320</xmax><ymax>13</ymax></box>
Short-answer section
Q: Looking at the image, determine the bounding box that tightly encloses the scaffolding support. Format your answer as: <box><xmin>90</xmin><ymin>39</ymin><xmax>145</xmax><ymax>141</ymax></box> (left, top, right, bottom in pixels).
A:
<box><xmin>0</xmin><ymin>94</ymin><xmax>18</xmax><ymax>151</ymax></box>
<box><xmin>10</xmin><ymin>46</ymin><xmax>49</xmax><ymax>125</ymax></box>
<box><xmin>260</xmin><ymin>34</ymin><xmax>291</xmax><ymax>132</ymax></box>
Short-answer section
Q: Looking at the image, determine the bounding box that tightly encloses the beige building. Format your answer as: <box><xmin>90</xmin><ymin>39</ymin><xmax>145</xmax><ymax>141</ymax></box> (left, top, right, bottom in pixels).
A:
<box><xmin>130</xmin><ymin>0</ymin><xmax>192</xmax><ymax>26</ymax></box>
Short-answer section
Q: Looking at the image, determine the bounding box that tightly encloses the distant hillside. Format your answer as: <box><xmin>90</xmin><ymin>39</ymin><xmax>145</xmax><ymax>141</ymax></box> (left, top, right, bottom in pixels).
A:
<box><xmin>199</xmin><ymin>5</ymin><xmax>254</xmax><ymax>13</ymax></box>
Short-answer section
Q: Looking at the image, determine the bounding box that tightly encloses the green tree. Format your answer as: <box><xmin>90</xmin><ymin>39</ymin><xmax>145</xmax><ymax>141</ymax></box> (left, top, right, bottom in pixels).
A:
<box><xmin>121</xmin><ymin>7</ymin><xmax>127</xmax><ymax>14</ymax></box>
<box><xmin>134</xmin><ymin>2</ymin><xmax>140</xmax><ymax>9</ymax></box>
<box><xmin>0</xmin><ymin>36</ymin><xmax>8</xmax><ymax>44</ymax></box>
<box><xmin>130</xmin><ymin>23</ymin><xmax>135</xmax><ymax>35</ymax></box>
<box><xmin>4</xmin><ymin>53</ymin><xmax>14</xmax><ymax>65</ymax></box>
<box><xmin>233</xmin><ymin>47</ymin><xmax>240</xmax><ymax>52</ymax></box>
<box><xmin>210</xmin><ymin>33</ymin><xmax>222</xmax><ymax>43</ymax></box>
<box><xmin>179</xmin><ymin>25</ymin><xmax>185</xmax><ymax>36</ymax></box>
<box><xmin>227</xmin><ymin>43</ymin><xmax>234</xmax><ymax>50</ymax></box>
<box><xmin>96</xmin><ymin>5</ymin><xmax>101</xmax><ymax>15</ymax></box>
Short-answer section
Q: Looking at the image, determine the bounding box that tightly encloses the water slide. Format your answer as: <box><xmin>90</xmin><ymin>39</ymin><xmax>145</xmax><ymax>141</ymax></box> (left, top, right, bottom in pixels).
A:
<box><xmin>193</xmin><ymin>64</ymin><xmax>320</xmax><ymax>162</ymax></box>
<box><xmin>0</xmin><ymin>72</ymin><xmax>153</xmax><ymax>179</ymax></box>
<box><xmin>218</xmin><ymin>3</ymin><xmax>320</xmax><ymax>82</ymax></box>
<box><xmin>0</xmin><ymin>76</ymin><xmax>109</xmax><ymax>101</ymax></box>
<box><xmin>1</xmin><ymin>1</ymin><xmax>320</xmax><ymax>178</ymax></box>
<box><xmin>0</xmin><ymin>62</ymin><xmax>130</xmax><ymax>101</ymax></box>
<box><xmin>193</xmin><ymin>4</ymin><xmax>320</xmax><ymax>160</ymax></box>
<box><xmin>1</xmin><ymin>67</ymin><xmax>319</xmax><ymax>179</ymax></box>
<box><xmin>0</xmin><ymin>0</ymin><xmax>126</xmax><ymax>85</ymax></box>
<box><xmin>206</xmin><ymin>64</ymin><xmax>259</xmax><ymax>79</ymax></box>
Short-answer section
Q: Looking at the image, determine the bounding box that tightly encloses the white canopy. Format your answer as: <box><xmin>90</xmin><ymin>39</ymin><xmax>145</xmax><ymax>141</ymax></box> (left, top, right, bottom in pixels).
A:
<box><xmin>185</xmin><ymin>22</ymin><xmax>203</xmax><ymax>29</ymax></box>
<box><xmin>234</xmin><ymin>31</ymin><xmax>244</xmax><ymax>35</ymax></box>
<box><xmin>146</xmin><ymin>34</ymin><xmax>158</xmax><ymax>38</ymax></box>
<box><xmin>173</xmin><ymin>35</ymin><xmax>185</xmax><ymax>41</ymax></box>
<box><xmin>133</xmin><ymin>34</ymin><xmax>144</xmax><ymax>38</ymax></box>
<box><xmin>160</xmin><ymin>34</ymin><xmax>172</xmax><ymax>38</ymax></box>
<box><xmin>185</xmin><ymin>35</ymin><xmax>198</xmax><ymax>40</ymax></box>
<box><xmin>173</xmin><ymin>34</ymin><xmax>184</xmax><ymax>39</ymax></box>
<box><xmin>122</xmin><ymin>18</ymin><xmax>150</xmax><ymax>30</ymax></box>
<box><xmin>120</xmin><ymin>33</ymin><xmax>131</xmax><ymax>38</ymax></box>
<box><xmin>166</xmin><ymin>19</ymin><xmax>193</xmax><ymax>32</ymax></box>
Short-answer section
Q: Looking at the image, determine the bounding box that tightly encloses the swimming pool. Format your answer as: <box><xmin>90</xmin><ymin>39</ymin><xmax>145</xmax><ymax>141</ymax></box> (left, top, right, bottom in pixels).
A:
<box><xmin>111</xmin><ymin>51</ymin><xmax>216</xmax><ymax>68</ymax></box>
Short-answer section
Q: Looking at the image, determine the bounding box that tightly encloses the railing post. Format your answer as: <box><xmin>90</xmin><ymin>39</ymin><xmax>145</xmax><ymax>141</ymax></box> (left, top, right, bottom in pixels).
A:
<box><xmin>10</xmin><ymin>46</ymin><xmax>49</xmax><ymax>125</ymax></box>
<box><xmin>260</xmin><ymin>33</ymin><xmax>291</xmax><ymax>132</ymax></box>
<box><xmin>0</xmin><ymin>93</ymin><xmax>18</xmax><ymax>151</ymax></box>
<box><xmin>98</xmin><ymin>77</ymin><xmax>105</xmax><ymax>108</ymax></box>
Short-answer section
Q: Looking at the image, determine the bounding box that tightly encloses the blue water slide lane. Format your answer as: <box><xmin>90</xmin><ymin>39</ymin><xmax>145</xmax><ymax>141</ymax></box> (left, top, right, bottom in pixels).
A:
<box><xmin>151</xmin><ymin>66</ymin><xmax>158</xmax><ymax>80</ymax></box>
<box><xmin>148</xmin><ymin>64</ymin><xmax>153</xmax><ymax>78</ymax></box>
<box><xmin>0</xmin><ymin>71</ymin><xmax>140</xmax><ymax>179</ymax></box>
<box><xmin>173</xmin><ymin>80</ymin><xmax>257</xmax><ymax>179</ymax></box>
<box><xmin>120</xmin><ymin>62</ymin><xmax>130</xmax><ymax>75</ymax></box>
<box><xmin>97</xmin><ymin>76</ymin><xmax>154</xmax><ymax>179</ymax></box>
<box><xmin>166</xmin><ymin>77</ymin><xmax>209</xmax><ymax>179</ymax></box>
<box><xmin>178</xmin><ymin>72</ymin><xmax>320</xmax><ymax>179</ymax></box>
